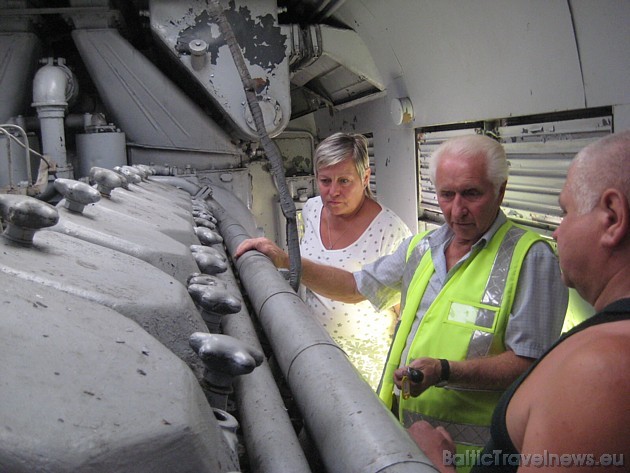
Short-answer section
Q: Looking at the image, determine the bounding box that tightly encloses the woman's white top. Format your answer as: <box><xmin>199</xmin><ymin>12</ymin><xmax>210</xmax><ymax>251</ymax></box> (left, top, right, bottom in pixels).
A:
<box><xmin>300</xmin><ymin>196</ymin><xmax>412</xmax><ymax>390</ymax></box>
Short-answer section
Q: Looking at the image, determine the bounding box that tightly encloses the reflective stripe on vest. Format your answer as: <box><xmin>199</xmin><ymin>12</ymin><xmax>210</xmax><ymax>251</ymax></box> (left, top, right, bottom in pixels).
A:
<box><xmin>466</xmin><ymin>224</ymin><xmax>526</xmax><ymax>359</ymax></box>
<box><xmin>379</xmin><ymin>221</ymin><xmax>547</xmax><ymax>449</ymax></box>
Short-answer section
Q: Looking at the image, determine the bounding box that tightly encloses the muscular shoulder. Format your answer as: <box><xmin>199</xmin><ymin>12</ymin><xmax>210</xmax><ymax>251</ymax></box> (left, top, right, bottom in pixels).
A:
<box><xmin>523</xmin><ymin>321</ymin><xmax>630</xmax><ymax>399</ymax></box>
<box><xmin>513</xmin><ymin>321</ymin><xmax>630</xmax><ymax>458</ymax></box>
<box><xmin>557</xmin><ymin>321</ymin><xmax>630</xmax><ymax>379</ymax></box>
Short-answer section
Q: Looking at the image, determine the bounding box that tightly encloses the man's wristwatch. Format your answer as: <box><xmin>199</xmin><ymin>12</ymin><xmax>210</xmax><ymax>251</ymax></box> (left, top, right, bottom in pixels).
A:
<box><xmin>434</xmin><ymin>358</ymin><xmax>450</xmax><ymax>388</ymax></box>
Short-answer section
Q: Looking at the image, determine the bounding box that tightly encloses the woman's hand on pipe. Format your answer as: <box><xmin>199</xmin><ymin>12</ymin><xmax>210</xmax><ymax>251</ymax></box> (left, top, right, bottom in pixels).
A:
<box><xmin>234</xmin><ymin>237</ymin><xmax>289</xmax><ymax>269</ymax></box>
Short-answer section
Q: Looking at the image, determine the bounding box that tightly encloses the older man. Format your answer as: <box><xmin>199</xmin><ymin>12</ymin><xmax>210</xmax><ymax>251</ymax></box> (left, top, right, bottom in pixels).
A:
<box><xmin>235</xmin><ymin>134</ymin><xmax>568</xmax><ymax>464</ymax></box>
<box><xmin>409</xmin><ymin>130</ymin><xmax>630</xmax><ymax>472</ymax></box>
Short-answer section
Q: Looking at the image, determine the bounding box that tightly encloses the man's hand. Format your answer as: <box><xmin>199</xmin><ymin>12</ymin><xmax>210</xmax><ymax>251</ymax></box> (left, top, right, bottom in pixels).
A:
<box><xmin>394</xmin><ymin>357</ymin><xmax>443</xmax><ymax>397</ymax></box>
<box><xmin>407</xmin><ymin>420</ymin><xmax>457</xmax><ymax>473</ymax></box>
<box><xmin>396</xmin><ymin>351</ymin><xmax>532</xmax><ymax>395</ymax></box>
<box><xmin>234</xmin><ymin>237</ymin><xmax>289</xmax><ymax>268</ymax></box>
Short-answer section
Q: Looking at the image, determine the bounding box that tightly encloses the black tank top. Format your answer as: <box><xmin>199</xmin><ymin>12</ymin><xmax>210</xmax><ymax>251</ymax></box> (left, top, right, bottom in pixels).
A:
<box><xmin>470</xmin><ymin>298</ymin><xmax>630</xmax><ymax>472</ymax></box>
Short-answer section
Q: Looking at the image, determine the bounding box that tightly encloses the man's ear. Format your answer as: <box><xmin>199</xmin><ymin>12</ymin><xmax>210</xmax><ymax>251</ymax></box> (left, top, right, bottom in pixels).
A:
<box><xmin>497</xmin><ymin>181</ymin><xmax>507</xmax><ymax>202</ymax></box>
<box><xmin>600</xmin><ymin>188</ymin><xmax>630</xmax><ymax>247</ymax></box>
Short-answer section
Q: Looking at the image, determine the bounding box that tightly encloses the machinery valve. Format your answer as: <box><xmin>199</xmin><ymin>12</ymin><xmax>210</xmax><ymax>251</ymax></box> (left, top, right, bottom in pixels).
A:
<box><xmin>89</xmin><ymin>167</ymin><xmax>123</xmax><ymax>197</ymax></box>
<box><xmin>195</xmin><ymin>226</ymin><xmax>223</xmax><ymax>245</ymax></box>
<box><xmin>0</xmin><ymin>194</ymin><xmax>59</xmax><ymax>244</ymax></box>
<box><xmin>54</xmin><ymin>178</ymin><xmax>101</xmax><ymax>213</ymax></box>
<box><xmin>189</xmin><ymin>332</ymin><xmax>263</xmax><ymax>410</ymax></box>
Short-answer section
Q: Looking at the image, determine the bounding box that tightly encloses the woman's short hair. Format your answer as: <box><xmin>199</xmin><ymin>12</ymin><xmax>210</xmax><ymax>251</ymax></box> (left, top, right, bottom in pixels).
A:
<box><xmin>429</xmin><ymin>134</ymin><xmax>508</xmax><ymax>195</ymax></box>
<box><xmin>315</xmin><ymin>132</ymin><xmax>373</xmax><ymax>198</ymax></box>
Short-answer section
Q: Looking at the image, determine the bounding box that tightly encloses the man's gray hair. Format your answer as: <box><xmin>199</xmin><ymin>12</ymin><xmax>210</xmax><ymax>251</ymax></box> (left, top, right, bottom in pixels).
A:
<box><xmin>569</xmin><ymin>129</ymin><xmax>630</xmax><ymax>215</ymax></box>
<box><xmin>428</xmin><ymin>134</ymin><xmax>508</xmax><ymax>195</ymax></box>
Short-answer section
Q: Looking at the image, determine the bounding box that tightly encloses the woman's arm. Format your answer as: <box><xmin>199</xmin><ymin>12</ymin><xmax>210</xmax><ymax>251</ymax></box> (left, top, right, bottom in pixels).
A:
<box><xmin>235</xmin><ymin>237</ymin><xmax>366</xmax><ymax>303</ymax></box>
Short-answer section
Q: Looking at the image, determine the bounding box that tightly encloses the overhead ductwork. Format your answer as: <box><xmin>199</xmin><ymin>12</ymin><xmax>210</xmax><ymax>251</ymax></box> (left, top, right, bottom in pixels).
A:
<box><xmin>288</xmin><ymin>24</ymin><xmax>386</xmax><ymax>118</ymax></box>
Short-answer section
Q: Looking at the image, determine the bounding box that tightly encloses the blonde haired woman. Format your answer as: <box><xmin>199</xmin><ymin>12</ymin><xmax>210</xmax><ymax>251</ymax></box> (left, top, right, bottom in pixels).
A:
<box><xmin>300</xmin><ymin>132</ymin><xmax>411</xmax><ymax>390</ymax></box>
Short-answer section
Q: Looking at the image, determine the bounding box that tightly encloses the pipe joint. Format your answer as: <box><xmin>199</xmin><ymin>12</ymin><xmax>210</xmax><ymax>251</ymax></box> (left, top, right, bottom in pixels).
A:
<box><xmin>32</xmin><ymin>105</ymin><xmax>67</xmax><ymax>119</ymax></box>
<box><xmin>32</xmin><ymin>63</ymin><xmax>75</xmax><ymax>109</ymax></box>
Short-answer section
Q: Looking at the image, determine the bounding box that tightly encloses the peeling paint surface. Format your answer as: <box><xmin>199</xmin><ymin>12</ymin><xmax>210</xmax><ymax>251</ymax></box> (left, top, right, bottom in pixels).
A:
<box><xmin>148</xmin><ymin>0</ymin><xmax>292</xmax><ymax>138</ymax></box>
<box><xmin>175</xmin><ymin>1</ymin><xmax>287</xmax><ymax>73</ymax></box>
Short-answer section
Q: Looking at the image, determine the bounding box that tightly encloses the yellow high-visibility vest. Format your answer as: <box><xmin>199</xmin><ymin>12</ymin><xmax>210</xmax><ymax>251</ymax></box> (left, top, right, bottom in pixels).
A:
<box><xmin>379</xmin><ymin>221</ymin><xmax>548</xmax><ymax>457</ymax></box>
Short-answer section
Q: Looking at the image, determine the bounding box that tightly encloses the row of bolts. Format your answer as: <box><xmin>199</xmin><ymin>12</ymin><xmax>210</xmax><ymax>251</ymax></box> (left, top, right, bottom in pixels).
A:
<box><xmin>0</xmin><ymin>165</ymin><xmax>264</xmax><ymax>415</ymax></box>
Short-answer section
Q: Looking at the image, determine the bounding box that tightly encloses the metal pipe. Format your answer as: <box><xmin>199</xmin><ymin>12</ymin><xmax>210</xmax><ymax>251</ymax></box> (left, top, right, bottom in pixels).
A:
<box><xmin>212</xmin><ymin>199</ymin><xmax>438</xmax><ymax>473</ymax></box>
<box><xmin>209</xmin><ymin>229</ymin><xmax>313</xmax><ymax>473</ymax></box>
<box><xmin>32</xmin><ymin>59</ymin><xmax>76</xmax><ymax>178</ymax></box>
<box><xmin>149</xmin><ymin>175</ymin><xmax>203</xmax><ymax>196</ymax></box>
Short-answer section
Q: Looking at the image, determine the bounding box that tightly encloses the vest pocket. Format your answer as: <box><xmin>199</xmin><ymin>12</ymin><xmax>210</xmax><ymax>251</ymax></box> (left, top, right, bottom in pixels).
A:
<box><xmin>444</xmin><ymin>300</ymin><xmax>500</xmax><ymax>359</ymax></box>
<box><xmin>445</xmin><ymin>300</ymin><xmax>499</xmax><ymax>333</ymax></box>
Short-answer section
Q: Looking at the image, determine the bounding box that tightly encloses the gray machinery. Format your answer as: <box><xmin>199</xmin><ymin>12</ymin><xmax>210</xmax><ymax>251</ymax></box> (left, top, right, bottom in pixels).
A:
<box><xmin>0</xmin><ymin>1</ymin><xmax>436</xmax><ymax>473</ymax></box>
